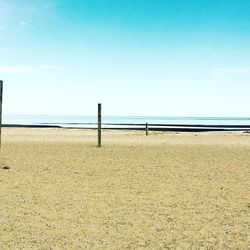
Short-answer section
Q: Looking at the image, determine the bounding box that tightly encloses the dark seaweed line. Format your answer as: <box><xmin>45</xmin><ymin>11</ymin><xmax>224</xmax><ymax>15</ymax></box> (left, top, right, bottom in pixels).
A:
<box><xmin>2</xmin><ymin>123</ymin><xmax>250</xmax><ymax>132</ymax></box>
<box><xmin>38</xmin><ymin>122</ymin><xmax>250</xmax><ymax>128</ymax></box>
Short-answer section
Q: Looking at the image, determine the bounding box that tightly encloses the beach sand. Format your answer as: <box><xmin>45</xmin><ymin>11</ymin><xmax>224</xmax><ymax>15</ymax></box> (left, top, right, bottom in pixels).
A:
<box><xmin>0</xmin><ymin>128</ymin><xmax>249</xmax><ymax>249</ymax></box>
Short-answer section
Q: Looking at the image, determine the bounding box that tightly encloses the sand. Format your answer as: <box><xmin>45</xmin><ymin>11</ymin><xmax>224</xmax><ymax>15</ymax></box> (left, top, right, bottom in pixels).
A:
<box><xmin>0</xmin><ymin>128</ymin><xmax>249</xmax><ymax>249</ymax></box>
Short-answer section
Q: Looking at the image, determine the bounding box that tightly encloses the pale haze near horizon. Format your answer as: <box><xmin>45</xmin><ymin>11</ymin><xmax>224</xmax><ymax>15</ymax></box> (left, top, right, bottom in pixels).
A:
<box><xmin>0</xmin><ymin>0</ymin><xmax>250</xmax><ymax>117</ymax></box>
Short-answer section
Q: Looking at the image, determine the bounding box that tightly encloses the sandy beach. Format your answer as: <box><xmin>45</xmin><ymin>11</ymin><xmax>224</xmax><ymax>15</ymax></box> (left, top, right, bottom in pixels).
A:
<box><xmin>0</xmin><ymin>128</ymin><xmax>249</xmax><ymax>249</ymax></box>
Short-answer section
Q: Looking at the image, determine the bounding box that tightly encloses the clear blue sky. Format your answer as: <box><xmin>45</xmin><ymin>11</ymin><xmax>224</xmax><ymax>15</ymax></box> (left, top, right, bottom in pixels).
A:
<box><xmin>0</xmin><ymin>0</ymin><xmax>250</xmax><ymax>116</ymax></box>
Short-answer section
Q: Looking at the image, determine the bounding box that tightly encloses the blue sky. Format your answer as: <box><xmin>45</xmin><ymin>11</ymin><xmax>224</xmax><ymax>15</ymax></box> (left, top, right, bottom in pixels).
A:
<box><xmin>0</xmin><ymin>0</ymin><xmax>250</xmax><ymax>116</ymax></box>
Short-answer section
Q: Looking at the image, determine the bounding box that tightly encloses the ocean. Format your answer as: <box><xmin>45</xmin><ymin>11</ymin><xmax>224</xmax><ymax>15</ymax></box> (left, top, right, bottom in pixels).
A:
<box><xmin>2</xmin><ymin>115</ymin><xmax>250</xmax><ymax>131</ymax></box>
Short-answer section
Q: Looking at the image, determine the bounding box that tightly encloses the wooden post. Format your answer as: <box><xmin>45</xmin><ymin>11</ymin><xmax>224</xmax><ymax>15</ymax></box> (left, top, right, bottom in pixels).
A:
<box><xmin>0</xmin><ymin>80</ymin><xmax>3</xmax><ymax>148</ymax></box>
<box><xmin>98</xmin><ymin>103</ymin><xmax>101</xmax><ymax>147</ymax></box>
<box><xmin>146</xmin><ymin>122</ymin><xmax>148</xmax><ymax>136</ymax></box>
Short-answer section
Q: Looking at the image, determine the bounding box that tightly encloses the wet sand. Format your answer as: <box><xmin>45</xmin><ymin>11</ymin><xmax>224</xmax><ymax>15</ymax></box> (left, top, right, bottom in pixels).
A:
<box><xmin>0</xmin><ymin>128</ymin><xmax>249</xmax><ymax>249</ymax></box>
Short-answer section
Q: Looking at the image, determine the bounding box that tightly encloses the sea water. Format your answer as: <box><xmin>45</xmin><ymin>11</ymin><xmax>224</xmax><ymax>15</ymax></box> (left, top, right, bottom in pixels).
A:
<box><xmin>3</xmin><ymin>114</ymin><xmax>250</xmax><ymax>129</ymax></box>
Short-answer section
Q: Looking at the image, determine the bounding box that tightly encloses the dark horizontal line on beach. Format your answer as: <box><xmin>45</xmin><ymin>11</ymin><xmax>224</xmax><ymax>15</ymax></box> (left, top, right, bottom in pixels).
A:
<box><xmin>3</xmin><ymin>124</ymin><xmax>61</xmax><ymax>128</ymax></box>
<box><xmin>2</xmin><ymin>124</ymin><xmax>250</xmax><ymax>132</ymax></box>
<box><xmin>101</xmin><ymin>127</ymin><xmax>249</xmax><ymax>132</ymax></box>
<box><xmin>38</xmin><ymin>123</ymin><xmax>250</xmax><ymax>128</ymax></box>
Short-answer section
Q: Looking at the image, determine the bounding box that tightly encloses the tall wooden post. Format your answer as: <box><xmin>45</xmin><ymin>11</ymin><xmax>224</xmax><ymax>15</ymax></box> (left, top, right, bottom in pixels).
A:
<box><xmin>146</xmin><ymin>122</ymin><xmax>148</xmax><ymax>136</ymax></box>
<box><xmin>0</xmin><ymin>80</ymin><xmax>3</xmax><ymax>148</ymax></box>
<box><xmin>98</xmin><ymin>103</ymin><xmax>102</xmax><ymax>147</ymax></box>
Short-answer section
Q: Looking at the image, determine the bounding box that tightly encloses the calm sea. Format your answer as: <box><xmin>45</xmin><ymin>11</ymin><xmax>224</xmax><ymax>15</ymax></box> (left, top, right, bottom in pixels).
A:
<box><xmin>3</xmin><ymin>115</ymin><xmax>250</xmax><ymax>130</ymax></box>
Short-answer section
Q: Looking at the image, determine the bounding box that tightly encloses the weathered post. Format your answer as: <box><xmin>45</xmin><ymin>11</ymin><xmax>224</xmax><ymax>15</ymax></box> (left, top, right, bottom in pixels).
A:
<box><xmin>98</xmin><ymin>103</ymin><xmax>102</xmax><ymax>147</ymax></box>
<box><xmin>0</xmin><ymin>80</ymin><xmax>3</xmax><ymax>148</ymax></box>
<box><xmin>146</xmin><ymin>122</ymin><xmax>148</xmax><ymax>136</ymax></box>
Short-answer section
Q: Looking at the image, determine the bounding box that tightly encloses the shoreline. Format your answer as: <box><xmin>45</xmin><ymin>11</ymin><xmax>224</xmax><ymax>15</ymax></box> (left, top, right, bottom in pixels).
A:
<box><xmin>2</xmin><ymin>123</ymin><xmax>250</xmax><ymax>132</ymax></box>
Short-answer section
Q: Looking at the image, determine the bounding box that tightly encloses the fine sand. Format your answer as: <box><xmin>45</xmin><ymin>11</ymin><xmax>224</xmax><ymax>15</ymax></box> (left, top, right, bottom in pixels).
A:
<box><xmin>0</xmin><ymin>128</ymin><xmax>249</xmax><ymax>249</ymax></box>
